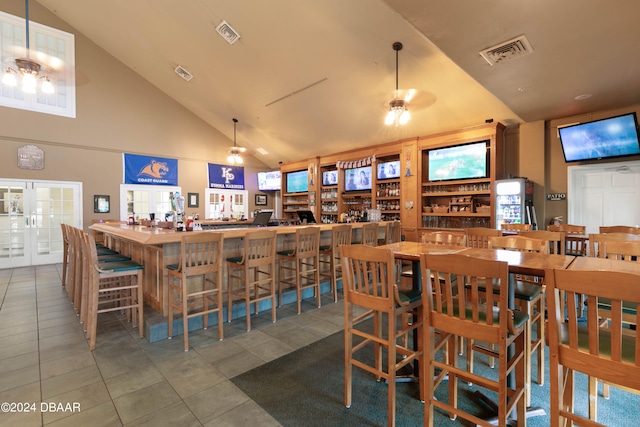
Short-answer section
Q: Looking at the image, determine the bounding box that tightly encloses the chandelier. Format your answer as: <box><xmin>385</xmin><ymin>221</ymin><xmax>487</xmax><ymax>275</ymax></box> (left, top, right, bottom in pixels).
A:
<box><xmin>227</xmin><ymin>118</ymin><xmax>246</xmax><ymax>165</ymax></box>
<box><xmin>2</xmin><ymin>0</ymin><xmax>54</xmax><ymax>94</ymax></box>
<box><xmin>384</xmin><ymin>42</ymin><xmax>410</xmax><ymax>126</ymax></box>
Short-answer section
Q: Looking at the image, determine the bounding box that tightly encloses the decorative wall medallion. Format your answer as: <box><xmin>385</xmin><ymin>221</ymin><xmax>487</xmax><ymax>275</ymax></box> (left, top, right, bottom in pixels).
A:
<box><xmin>18</xmin><ymin>145</ymin><xmax>44</xmax><ymax>170</ymax></box>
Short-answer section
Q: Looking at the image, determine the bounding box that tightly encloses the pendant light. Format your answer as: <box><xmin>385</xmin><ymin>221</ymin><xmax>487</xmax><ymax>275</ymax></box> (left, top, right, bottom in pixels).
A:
<box><xmin>384</xmin><ymin>42</ymin><xmax>410</xmax><ymax>126</ymax></box>
<box><xmin>227</xmin><ymin>118</ymin><xmax>246</xmax><ymax>165</ymax></box>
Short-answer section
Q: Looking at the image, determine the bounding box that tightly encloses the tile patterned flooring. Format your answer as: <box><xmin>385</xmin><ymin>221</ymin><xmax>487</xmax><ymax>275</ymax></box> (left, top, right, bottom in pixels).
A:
<box><xmin>0</xmin><ymin>265</ymin><xmax>349</xmax><ymax>426</ymax></box>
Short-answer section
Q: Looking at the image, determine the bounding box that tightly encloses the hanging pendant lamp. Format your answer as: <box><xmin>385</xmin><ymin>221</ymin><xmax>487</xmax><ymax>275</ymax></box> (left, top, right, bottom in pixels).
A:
<box><xmin>384</xmin><ymin>42</ymin><xmax>410</xmax><ymax>126</ymax></box>
<box><xmin>227</xmin><ymin>118</ymin><xmax>246</xmax><ymax>165</ymax></box>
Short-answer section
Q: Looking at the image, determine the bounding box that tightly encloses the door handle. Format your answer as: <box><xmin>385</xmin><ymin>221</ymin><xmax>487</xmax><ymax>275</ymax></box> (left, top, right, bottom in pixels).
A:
<box><xmin>31</xmin><ymin>215</ymin><xmax>36</xmax><ymax>227</ymax></box>
<box><xmin>25</xmin><ymin>216</ymin><xmax>30</xmax><ymax>228</ymax></box>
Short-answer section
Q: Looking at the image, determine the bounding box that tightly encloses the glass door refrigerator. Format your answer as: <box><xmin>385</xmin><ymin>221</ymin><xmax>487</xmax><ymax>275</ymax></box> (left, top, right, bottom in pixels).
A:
<box><xmin>495</xmin><ymin>178</ymin><xmax>535</xmax><ymax>229</ymax></box>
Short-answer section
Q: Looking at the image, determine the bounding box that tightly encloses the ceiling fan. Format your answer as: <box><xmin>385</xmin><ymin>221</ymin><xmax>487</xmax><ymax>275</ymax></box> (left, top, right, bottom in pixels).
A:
<box><xmin>227</xmin><ymin>118</ymin><xmax>247</xmax><ymax>165</ymax></box>
<box><xmin>2</xmin><ymin>0</ymin><xmax>66</xmax><ymax>94</ymax></box>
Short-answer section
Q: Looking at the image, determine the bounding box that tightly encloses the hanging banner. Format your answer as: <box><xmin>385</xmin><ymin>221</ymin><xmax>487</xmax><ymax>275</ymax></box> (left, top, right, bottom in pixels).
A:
<box><xmin>123</xmin><ymin>154</ymin><xmax>178</xmax><ymax>185</ymax></box>
<box><xmin>208</xmin><ymin>163</ymin><xmax>245</xmax><ymax>190</ymax></box>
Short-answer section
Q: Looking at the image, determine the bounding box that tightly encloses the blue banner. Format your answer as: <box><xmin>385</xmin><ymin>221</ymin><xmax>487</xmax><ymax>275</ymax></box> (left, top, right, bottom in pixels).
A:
<box><xmin>123</xmin><ymin>154</ymin><xmax>178</xmax><ymax>186</ymax></box>
<box><xmin>208</xmin><ymin>163</ymin><xmax>245</xmax><ymax>190</ymax></box>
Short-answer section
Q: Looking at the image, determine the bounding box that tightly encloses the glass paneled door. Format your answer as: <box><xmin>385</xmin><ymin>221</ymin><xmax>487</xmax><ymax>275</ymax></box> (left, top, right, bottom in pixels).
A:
<box><xmin>0</xmin><ymin>180</ymin><xmax>82</xmax><ymax>269</ymax></box>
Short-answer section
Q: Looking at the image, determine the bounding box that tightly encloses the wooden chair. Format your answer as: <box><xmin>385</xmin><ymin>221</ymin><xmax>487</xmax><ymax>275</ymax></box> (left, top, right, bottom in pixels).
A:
<box><xmin>361</xmin><ymin>222</ymin><xmax>380</xmax><ymax>246</ymax></box>
<box><xmin>82</xmin><ymin>231</ymin><xmax>144</xmax><ymax>350</ymax></box>
<box><xmin>599</xmin><ymin>225</ymin><xmax>640</xmax><ymax>234</ymax></box>
<box><xmin>277</xmin><ymin>226</ymin><xmax>322</xmax><ymax>314</ymax></box>
<box><xmin>421</xmin><ymin>230</ymin><xmax>467</xmax><ymax>246</ymax></box>
<box><xmin>319</xmin><ymin>224</ymin><xmax>352</xmax><ymax>303</ymax></box>
<box><xmin>464</xmin><ymin>227</ymin><xmax>502</xmax><ymax>248</ymax></box>
<box><xmin>546</xmin><ymin>268</ymin><xmax>640</xmax><ymax>427</ymax></box>
<box><xmin>167</xmin><ymin>232</ymin><xmax>224</xmax><ymax>351</ymax></box>
<box><xmin>379</xmin><ymin>220</ymin><xmax>401</xmax><ymax>245</ymax></box>
<box><xmin>420</xmin><ymin>253</ymin><xmax>527</xmax><ymax>427</ymax></box>
<box><xmin>340</xmin><ymin>244</ymin><xmax>423</xmax><ymax>427</ymax></box>
<box><xmin>227</xmin><ymin>229</ymin><xmax>277</xmax><ymax>331</ymax></box>
<box><xmin>500</xmin><ymin>223</ymin><xmax>532</xmax><ymax>232</ymax></box>
<box><xmin>548</xmin><ymin>224</ymin><xmax>587</xmax><ymax>256</ymax></box>
<box><xmin>487</xmin><ymin>235</ymin><xmax>547</xmax><ymax>406</ymax></box>
<box><xmin>589</xmin><ymin>232</ymin><xmax>640</xmax><ymax>258</ymax></box>
<box><xmin>520</xmin><ymin>230</ymin><xmax>565</xmax><ymax>256</ymax></box>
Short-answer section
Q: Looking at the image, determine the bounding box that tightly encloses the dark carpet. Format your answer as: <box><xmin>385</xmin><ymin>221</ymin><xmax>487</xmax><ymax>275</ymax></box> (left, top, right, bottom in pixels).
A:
<box><xmin>231</xmin><ymin>324</ymin><xmax>639</xmax><ymax>426</ymax></box>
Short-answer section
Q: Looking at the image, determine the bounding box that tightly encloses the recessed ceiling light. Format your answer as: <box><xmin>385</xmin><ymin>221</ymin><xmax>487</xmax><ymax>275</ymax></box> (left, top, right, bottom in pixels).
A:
<box><xmin>574</xmin><ymin>94</ymin><xmax>592</xmax><ymax>101</ymax></box>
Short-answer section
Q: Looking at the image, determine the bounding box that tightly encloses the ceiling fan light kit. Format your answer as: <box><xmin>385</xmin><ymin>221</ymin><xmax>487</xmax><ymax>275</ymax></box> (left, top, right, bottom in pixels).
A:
<box><xmin>385</xmin><ymin>41</ymin><xmax>410</xmax><ymax>127</ymax></box>
<box><xmin>2</xmin><ymin>0</ymin><xmax>55</xmax><ymax>94</ymax></box>
<box><xmin>227</xmin><ymin>118</ymin><xmax>246</xmax><ymax>165</ymax></box>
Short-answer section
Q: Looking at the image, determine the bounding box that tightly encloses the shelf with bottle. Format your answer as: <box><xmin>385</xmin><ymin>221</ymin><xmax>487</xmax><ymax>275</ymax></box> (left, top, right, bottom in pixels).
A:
<box><xmin>320</xmin><ymin>187</ymin><xmax>338</xmax><ymax>200</ymax></box>
<box><xmin>375</xmin><ymin>180</ymin><xmax>400</xmax><ymax>198</ymax></box>
<box><xmin>422</xmin><ymin>179</ymin><xmax>492</xmax><ymax>196</ymax></box>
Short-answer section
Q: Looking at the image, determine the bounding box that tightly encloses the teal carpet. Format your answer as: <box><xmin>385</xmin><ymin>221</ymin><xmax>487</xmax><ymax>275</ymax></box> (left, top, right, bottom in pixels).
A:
<box><xmin>231</xmin><ymin>324</ymin><xmax>639</xmax><ymax>426</ymax></box>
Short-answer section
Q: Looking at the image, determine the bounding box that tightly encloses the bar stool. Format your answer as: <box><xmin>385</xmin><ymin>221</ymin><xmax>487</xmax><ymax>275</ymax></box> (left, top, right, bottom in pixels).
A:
<box><xmin>227</xmin><ymin>229</ymin><xmax>277</xmax><ymax>331</ymax></box>
<box><xmin>319</xmin><ymin>224</ymin><xmax>352</xmax><ymax>303</ymax></box>
<box><xmin>61</xmin><ymin>224</ymin><xmax>71</xmax><ymax>288</ymax></box>
<box><xmin>82</xmin><ymin>232</ymin><xmax>144</xmax><ymax>351</ymax></box>
<box><xmin>167</xmin><ymin>232</ymin><xmax>224</xmax><ymax>351</ymax></box>
<box><xmin>381</xmin><ymin>220</ymin><xmax>401</xmax><ymax>245</ymax></box>
<box><xmin>277</xmin><ymin>226</ymin><xmax>321</xmax><ymax>314</ymax></box>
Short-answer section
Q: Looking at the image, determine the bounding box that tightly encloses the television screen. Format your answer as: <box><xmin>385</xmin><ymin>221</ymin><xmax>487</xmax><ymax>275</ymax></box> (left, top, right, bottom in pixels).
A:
<box><xmin>428</xmin><ymin>141</ymin><xmax>488</xmax><ymax>182</ymax></box>
<box><xmin>286</xmin><ymin>170</ymin><xmax>308</xmax><ymax>193</ymax></box>
<box><xmin>322</xmin><ymin>170</ymin><xmax>338</xmax><ymax>186</ymax></box>
<box><xmin>558</xmin><ymin>113</ymin><xmax>640</xmax><ymax>163</ymax></box>
<box><xmin>257</xmin><ymin>171</ymin><xmax>281</xmax><ymax>191</ymax></box>
<box><xmin>377</xmin><ymin>160</ymin><xmax>400</xmax><ymax>180</ymax></box>
<box><xmin>344</xmin><ymin>166</ymin><xmax>372</xmax><ymax>191</ymax></box>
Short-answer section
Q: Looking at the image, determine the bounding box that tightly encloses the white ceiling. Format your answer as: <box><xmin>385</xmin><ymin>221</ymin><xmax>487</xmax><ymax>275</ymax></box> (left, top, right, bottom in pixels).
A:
<box><xmin>26</xmin><ymin>1</ymin><xmax>640</xmax><ymax>168</ymax></box>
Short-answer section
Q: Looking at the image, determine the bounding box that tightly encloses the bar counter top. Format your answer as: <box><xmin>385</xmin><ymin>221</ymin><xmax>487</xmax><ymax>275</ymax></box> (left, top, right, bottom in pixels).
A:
<box><xmin>90</xmin><ymin>221</ymin><xmax>382</xmax><ymax>246</ymax></box>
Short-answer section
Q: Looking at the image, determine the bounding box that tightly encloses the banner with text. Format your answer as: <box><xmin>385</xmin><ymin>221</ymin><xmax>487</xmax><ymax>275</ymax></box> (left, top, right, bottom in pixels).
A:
<box><xmin>208</xmin><ymin>163</ymin><xmax>245</xmax><ymax>190</ymax></box>
<box><xmin>123</xmin><ymin>154</ymin><xmax>178</xmax><ymax>186</ymax></box>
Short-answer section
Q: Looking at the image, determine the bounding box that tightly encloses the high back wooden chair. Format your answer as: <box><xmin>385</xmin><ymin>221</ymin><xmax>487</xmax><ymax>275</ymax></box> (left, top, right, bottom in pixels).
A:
<box><xmin>319</xmin><ymin>224</ymin><xmax>352</xmax><ymax>303</ymax></box>
<box><xmin>361</xmin><ymin>222</ymin><xmax>379</xmax><ymax>246</ymax></box>
<box><xmin>488</xmin><ymin>235</ymin><xmax>548</xmax><ymax>405</ymax></box>
<box><xmin>500</xmin><ymin>223</ymin><xmax>532</xmax><ymax>232</ymax></box>
<box><xmin>420</xmin><ymin>253</ymin><xmax>527</xmax><ymax>427</ymax></box>
<box><xmin>589</xmin><ymin>232</ymin><xmax>640</xmax><ymax>258</ymax></box>
<box><xmin>464</xmin><ymin>227</ymin><xmax>501</xmax><ymax>248</ymax></box>
<box><xmin>340</xmin><ymin>244</ymin><xmax>423</xmax><ymax>427</ymax></box>
<box><xmin>277</xmin><ymin>226</ymin><xmax>321</xmax><ymax>314</ymax></box>
<box><xmin>421</xmin><ymin>230</ymin><xmax>467</xmax><ymax>246</ymax></box>
<box><xmin>546</xmin><ymin>268</ymin><xmax>640</xmax><ymax>427</ymax></box>
<box><xmin>548</xmin><ymin>224</ymin><xmax>587</xmax><ymax>256</ymax></box>
<box><xmin>520</xmin><ymin>230</ymin><xmax>565</xmax><ymax>255</ymax></box>
<box><xmin>599</xmin><ymin>225</ymin><xmax>640</xmax><ymax>234</ymax></box>
<box><xmin>227</xmin><ymin>229</ymin><xmax>277</xmax><ymax>331</ymax></box>
<box><xmin>81</xmin><ymin>231</ymin><xmax>144</xmax><ymax>351</ymax></box>
<box><xmin>381</xmin><ymin>220</ymin><xmax>402</xmax><ymax>245</ymax></box>
<box><xmin>167</xmin><ymin>232</ymin><xmax>224</xmax><ymax>351</ymax></box>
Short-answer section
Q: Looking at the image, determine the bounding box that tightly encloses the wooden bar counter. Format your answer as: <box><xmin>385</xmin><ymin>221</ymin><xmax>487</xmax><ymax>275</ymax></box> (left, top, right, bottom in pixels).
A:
<box><xmin>90</xmin><ymin>221</ymin><xmax>387</xmax><ymax>316</ymax></box>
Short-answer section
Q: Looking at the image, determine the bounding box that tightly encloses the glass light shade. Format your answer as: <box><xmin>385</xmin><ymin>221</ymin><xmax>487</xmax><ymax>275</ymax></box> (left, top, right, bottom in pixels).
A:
<box><xmin>384</xmin><ymin>110</ymin><xmax>396</xmax><ymax>125</ymax></box>
<box><xmin>2</xmin><ymin>70</ymin><xmax>17</xmax><ymax>87</ymax></box>
<box><xmin>41</xmin><ymin>78</ymin><xmax>54</xmax><ymax>94</ymax></box>
<box><xmin>399</xmin><ymin>109</ymin><xmax>410</xmax><ymax>125</ymax></box>
<box><xmin>22</xmin><ymin>73</ymin><xmax>37</xmax><ymax>93</ymax></box>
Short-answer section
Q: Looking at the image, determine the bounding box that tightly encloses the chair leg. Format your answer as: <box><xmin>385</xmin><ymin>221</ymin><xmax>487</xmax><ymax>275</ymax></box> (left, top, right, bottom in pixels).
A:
<box><xmin>168</xmin><ymin>278</ymin><xmax>174</xmax><ymax>340</ymax></box>
<box><xmin>182</xmin><ymin>278</ymin><xmax>189</xmax><ymax>351</ymax></box>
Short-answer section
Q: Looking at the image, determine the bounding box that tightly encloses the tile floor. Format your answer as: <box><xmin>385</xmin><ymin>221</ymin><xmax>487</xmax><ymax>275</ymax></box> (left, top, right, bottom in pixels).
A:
<box><xmin>0</xmin><ymin>264</ymin><xmax>349</xmax><ymax>426</ymax></box>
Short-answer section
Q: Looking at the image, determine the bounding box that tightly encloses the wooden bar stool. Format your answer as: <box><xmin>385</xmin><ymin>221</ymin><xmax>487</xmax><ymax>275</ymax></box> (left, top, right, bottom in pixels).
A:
<box><xmin>277</xmin><ymin>226</ymin><xmax>321</xmax><ymax>314</ymax></box>
<box><xmin>341</xmin><ymin>244</ymin><xmax>423</xmax><ymax>427</ymax></box>
<box><xmin>167</xmin><ymin>232</ymin><xmax>224</xmax><ymax>351</ymax></box>
<box><xmin>319</xmin><ymin>224</ymin><xmax>352</xmax><ymax>303</ymax></box>
<box><xmin>227</xmin><ymin>229</ymin><xmax>277</xmax><ymax>331</ymax></box>
<box><xmin>82</xmin><ymin>232</ymin><xmax>144</xmax><ymax>351</ymax></box>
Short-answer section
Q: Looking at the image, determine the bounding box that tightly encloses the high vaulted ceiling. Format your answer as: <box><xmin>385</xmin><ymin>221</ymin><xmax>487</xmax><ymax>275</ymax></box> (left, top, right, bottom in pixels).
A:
<box><xmin>27</xmin><ymin>1</ymin><xmax>640</xmax><ymax>167</ymax></box>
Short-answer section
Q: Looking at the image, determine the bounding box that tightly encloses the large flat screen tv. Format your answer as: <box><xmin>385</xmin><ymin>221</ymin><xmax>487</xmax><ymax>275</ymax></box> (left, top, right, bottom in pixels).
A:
<box><xmin>344</xmin><ymin>166</ymin><xmax>372</xmax><ymax>192</ymax></box>
<box><xmin>286</xmin><ymin>170</ymin><xmax>308</xmax><ymax>193</ymax></box>
<box><xmin>558</xmin><ymin>113</ymin><xmax>640</xmax><ymax>163</ymax></box>
<box><xmin>377</xmin><ymin>160</ymin><xmax>400</xmax><ymax>180</ymax></box>
<box><xmin>428</xmin><ymin>140</ymin><xmax>488</xmax><ymax>182</ymax></box>
<box><xmin>257</xmin><ymin>171</ymin><xmax>281</xmax><ymax>191</ymax></box>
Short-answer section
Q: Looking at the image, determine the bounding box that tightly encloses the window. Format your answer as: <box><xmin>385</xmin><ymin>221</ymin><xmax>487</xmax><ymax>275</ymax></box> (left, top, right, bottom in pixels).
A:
<box><xmin>120</xmin><ymin>184</ymin><xmax>181</xmax><ymax>222</ymax></box>
<box><xmin>0</xmin><ymin>11</ymin><xmax>76</xmax><ymax>117</ymax></box>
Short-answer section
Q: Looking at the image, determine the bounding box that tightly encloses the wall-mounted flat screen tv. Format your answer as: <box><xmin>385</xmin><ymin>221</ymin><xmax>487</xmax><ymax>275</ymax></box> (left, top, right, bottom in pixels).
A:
<box><xmin>558</xmin><ymin>113</ymin><xmax>640</xmax><ymax>163</ymax></box>
<box><xmin>428</xmin><ymin>140</ymin><xmax>489</xmax><ymax>182</ymax></box>
<box><xmin>377</xmin><ymin>160</ymin><xmax>400</xmax><ymax>180</ymax></box>
<box><xmin>257</xmin><ymin>171</ymin><xmax>281</xmax><ymax>191</ymax></box>
<box><xmin>344</xmin><ymin>166</ymin><xmax>372</xmax><ymax>192</ymax></box>
<box><xmin>286</xmin><ymin>170</ymin><xmax>308</xmax><ymax>193</ymax></box>
<box><xmin>322</xmin><ymin>170</ymin><xmax>338</xmax><ymax>186</ymax></box>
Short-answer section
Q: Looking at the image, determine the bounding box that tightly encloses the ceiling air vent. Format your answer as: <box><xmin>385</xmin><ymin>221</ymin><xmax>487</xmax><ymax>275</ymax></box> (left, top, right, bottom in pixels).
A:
<box><xmin>479</xmin><ymin>35</ymin><xmax>533</xmax><ymax>66</ymax></box>
<box><xmin>216</xmin><ymin>20</ymin><xmax>241</xmax><ymax>45</ymax></box>
<box><xmin>174</xmin><ymin>65</ymin><xmax>193</xmax><ymax>82</ymax></box>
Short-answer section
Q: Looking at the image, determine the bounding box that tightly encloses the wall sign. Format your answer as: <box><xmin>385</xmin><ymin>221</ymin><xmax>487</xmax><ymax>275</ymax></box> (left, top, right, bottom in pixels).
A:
<box><xmin>208</xmin><ymin>163</ymin><xmax>245</xmax><ymax>190</ymax></box>
<box><xmin>546</xmin><ymin>193</ymin><xmax>566</xmax><ymax>201</ymax></box>
<box><xmin>123</xmin><ymin>154</ymin><xmax>178</xmax><ymax>185</ymax></box>
<box><xmin>18</xmin><ymin>145</ymin><xmax>44</xmax><ymax>170</ymax></box>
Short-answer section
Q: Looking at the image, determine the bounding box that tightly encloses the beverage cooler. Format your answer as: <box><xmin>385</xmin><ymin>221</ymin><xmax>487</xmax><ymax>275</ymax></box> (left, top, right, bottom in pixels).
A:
<box><xmin>495</xmin><ymin>178</ymin><xmax>534</xmax><ymax>228</ymax></box>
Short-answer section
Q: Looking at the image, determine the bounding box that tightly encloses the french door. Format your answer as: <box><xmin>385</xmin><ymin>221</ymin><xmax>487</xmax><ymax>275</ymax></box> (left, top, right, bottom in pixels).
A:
<box><xmin>0</xmin><ymin>179</ymin><xmax>82</xmax><ymax>269</ymax></box>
